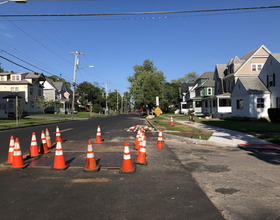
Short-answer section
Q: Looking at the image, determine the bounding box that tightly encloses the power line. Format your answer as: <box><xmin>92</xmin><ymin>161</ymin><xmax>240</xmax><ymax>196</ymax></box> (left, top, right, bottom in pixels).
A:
<box><xmin>1</xmin><ymin>6</ymin><xmax>280</xmax><ymax>17</ymax></box>
<box><xmin>0</xmin><ymin>56</ymin><xmax>34</xmax><ymax>72</ymax></box>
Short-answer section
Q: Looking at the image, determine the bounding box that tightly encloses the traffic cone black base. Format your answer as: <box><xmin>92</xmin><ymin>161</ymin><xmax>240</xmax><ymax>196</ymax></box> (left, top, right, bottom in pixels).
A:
<box><xmin>135</xmin><ymin>161</ymin><xmax>147</xmax><ymax>165</ymax></box>
<box><xmin>50</xmin><ymin>164</ymin><xmax>70</xmax><ymax>170</ymax></box>
<box><xmin>119</xmin><ymin>166</ymin><xmax>136</xmax><ymax>174</ymax></box>
<box><xmin>83</xmin><ymin>164</ymin><xmax>101</xmax><ymax>172</ymax></box>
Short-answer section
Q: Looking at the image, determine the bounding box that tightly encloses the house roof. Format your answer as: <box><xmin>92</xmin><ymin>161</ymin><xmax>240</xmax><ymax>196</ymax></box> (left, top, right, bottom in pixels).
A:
<box><xmin>239</xmin><ymin>77</ymin><xmax>270</xmax><ymax>94</ymax></box>
<box><xmin>53</xmin><ymin>82</ymin><xmax>63</xmax><ymax>91</ymax></box>
<box><xmin>271</xmin><ymin>53</ymin><xmax>280</xmax><ymax>63</ymax></box>
<box><xmin>215</xmin><ymin>64</ymin><xmax>227</xmax><ymax>78</ymax></box>
<box><xmin>181</xmin><ymin>83</ymin><xmax>189</xmax><ymax>93</ymax></box>
<box><xmin>0</xmin><ymin>79</ymin><xmax>32</xmax><ymax>85</ymax></box>
<box><xmin>199</xmin><ymin>71</ymin><xmax>214</xmax><ymax>79</ymax></box>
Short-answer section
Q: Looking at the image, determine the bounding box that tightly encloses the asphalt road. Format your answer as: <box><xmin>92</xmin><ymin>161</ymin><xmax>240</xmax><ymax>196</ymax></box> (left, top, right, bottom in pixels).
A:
<box><xmin>0</xmin><ymin>115</ymin><xmax>224</xmax><ymax>220</ymax></box>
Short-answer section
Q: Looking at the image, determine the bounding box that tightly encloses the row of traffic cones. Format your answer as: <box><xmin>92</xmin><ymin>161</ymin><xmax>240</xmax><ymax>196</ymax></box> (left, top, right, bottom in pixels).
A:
<box><xmin>5</xmin><ymin>126</ymin><xmax>64</xmax><ymax>169</ymax></box>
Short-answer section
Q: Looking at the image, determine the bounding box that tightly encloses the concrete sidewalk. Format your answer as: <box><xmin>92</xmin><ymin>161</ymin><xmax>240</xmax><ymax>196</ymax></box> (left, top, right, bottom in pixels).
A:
<box><xmin>170</xmin><ymin>118</ymin><xmax>280</xmax><ymax>149</ymax></box>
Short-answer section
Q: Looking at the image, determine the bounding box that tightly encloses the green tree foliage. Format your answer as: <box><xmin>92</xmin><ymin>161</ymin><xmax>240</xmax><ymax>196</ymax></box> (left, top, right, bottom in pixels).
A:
<box><xmin>76</xmin><ymin>81</ymin><xmax>105</xmax><ymax>113</ymax></box>
<box><xmin>0</xmin><ymin>63</ymin><xmax>4</xmax><ymax>73</ymax></box>
<box><xmin>128</xmin><ymin>60</ymin><xmax>166</xmax><ymax>112</ymax></box>
<box><xmin>162</xmin><ymin>82</ymin><xmax>180</xmax><ymax>113</ymax></box>
<box><xmin>47</xmin><ymin>75</ymin><xmax>71</xmax><ymax>89</ymax></box>
<box><xmin>107</xmin><ymin>90</ymin><xmax>122</xmax><ymax>112</ymax></box>
<box><xmin>123</xmin><ymin>91</ymin><xmax>132</xmax><ymax>113</ymax></box>
<box><xmin>171</xmin><ymin>71</ymin><xmax>199</xmax><ymax>84</ymax></box>
<box><xmin>36</xmin><ymin>97</ymin><xmax>54</xmax><ymax>122</ymax></box>
<box><xmin>55</xmin><ymin>100</ymin><xmax>64</xmax><ymax>115</ymax></box>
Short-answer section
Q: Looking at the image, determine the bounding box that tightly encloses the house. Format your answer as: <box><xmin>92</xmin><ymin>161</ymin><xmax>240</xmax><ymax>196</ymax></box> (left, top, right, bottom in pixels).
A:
<box><xmin>178</xmin><ymin>82</ymin><xmax>196</xmax><ymax>114</ymax></box>
<box><xmin>42</xmin><ymin>78</ymin><xmax>74</xmax><ymax>114</ymax></box>
<box><xmin>259</xmin><ymin>53</ymin><xmax>280</xmax><ymax>108</ymax></box>
<box><xmin>186</xmin><ymin>72</ymin><xmax>214</xmax><ymax>116</ymax></box>
<box><xmin>0</xmin><ymin>71</ymin><xmax>45</xmax><ymax>118</ymax></box>
<box><xmin>210</xmin><ymin>45</ymin><xmax>271</xmax><ymax>118</ymax></box>
<box><xmin>231</xmin><ymin>77</ymin><xmax>270</xmax><ymax>118</ymax></box>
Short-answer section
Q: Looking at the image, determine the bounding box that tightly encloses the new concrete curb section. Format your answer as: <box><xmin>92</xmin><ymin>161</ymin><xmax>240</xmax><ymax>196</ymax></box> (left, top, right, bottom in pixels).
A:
<box><xmin>146</xmin><ymin>118</ymin><xmax>280</xmax><ymax>150</ymax></box>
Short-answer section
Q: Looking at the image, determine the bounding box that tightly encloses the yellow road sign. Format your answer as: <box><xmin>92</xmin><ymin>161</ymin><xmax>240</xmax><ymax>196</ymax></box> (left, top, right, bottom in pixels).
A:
<box><xmin>154</xmin><ymin>107</ymin><xmax>162</xmax><ymax>116</ymax></box>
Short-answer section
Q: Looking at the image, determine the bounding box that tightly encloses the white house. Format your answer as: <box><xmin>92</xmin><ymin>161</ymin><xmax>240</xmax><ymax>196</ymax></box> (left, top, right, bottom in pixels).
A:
<box><xmin>259</xmin><ymin>53</ymin><xmax>280</xmax><ymax>108</ymax></box>
<box><xmin>231</xmin><ymin>77</ymin><xmax>270</xmax><ymax>118</ymax></box>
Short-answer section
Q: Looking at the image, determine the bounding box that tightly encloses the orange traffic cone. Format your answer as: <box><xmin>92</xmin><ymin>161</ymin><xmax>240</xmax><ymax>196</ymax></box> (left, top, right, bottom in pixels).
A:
<box><xmin>136</xmin><ymin>132</ymin><xmax>145</xmax><ymax>155</ymax></box>
<box><xmin>169</xmin><ymin>116</ymin><xmax>175</xmax><ymax>126</ymax></box>
<box><xmin>119</xmin><ymin>141</ymin><xmax>136</xmax><ymax>174</ymax></box>
<box><xmin>55</xmin><ymin>126</ymin><xmax>63</xmax><ymax>144</ymax></box>
<box><xmin>29</xmin><ymin>132</ymin><xmax>40</xmax><ymax>157</ymax></box>
<box><xmin>135</xmin><ymin>129</ymin><xmax>143</xmax><ymax>150</ymax></box>
<box><xmin>45</xmin><ymin>128</ymin><xmax>52</xmax><ymax>147</ymax></box>
<box><xmin>51</xmin><ymin>137</ymin><xmax>69</xmax><ymax>170</ymax></box>
<box><xmin>154</xmin><ymin>129</ymin><xmax>165</xmax><ymax>150</ymax></box>
<box><xmin>40</xmin><ymin>131</ymin><xmax>51</xmax><ymax>154</ymax></box>
<box><xmin>135</xmin><ymin>136</ymin><xmax>147</xmax><ymax>165</ymax></box>
<box><xmin>83</xmin><ymin>140</ymin><xmax>100</xmax><ymax>172</ymax></box>
<box><xmin>134</xmin><ymin>129</ymin><xmax>141</xmax><ymax>145</ymax></box>
<box><xmin>11</xmin><ymin>138</ymin><xmax>28</xmax><ymax>169</ymax></box>
<box><xmin>5</xmin><ymin>136</ymin><xmax>14</xmax><ymax>165</ymax></box>
<box><xmin>94</xmin><ymin>125</ymin><xmax>103</xmax><ymax>143</ymax></box>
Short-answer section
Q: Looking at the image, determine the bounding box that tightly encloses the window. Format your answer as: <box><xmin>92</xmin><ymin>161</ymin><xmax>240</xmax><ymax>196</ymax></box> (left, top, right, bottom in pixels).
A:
<box><xmin>11</xmin><ymin>87</ymin><xmax>14</xmax><ymax>92</ymax></box>
<box><xmin>267</xmin><ymin>74</ymin><xmax>275</xmax><ymax>87</ymax></box>
<box><xmin>237</xmin><ymin>99</ymin><xmax>243</xmax><ymax>109</ymax></box>
<box><xmin>230</xmin><ymin>80</ymin><xmax>234</xmax><ymax>92</ymax></box>
<box><xmin>12</xmin><ymin>76</ymin><xmax>15</xmax><ymax>81</ymax></box>
<box><xmin>226</xmin><ymin>81</ymin><xmax>229</xmax><ymax>92</ymax></box>
<box><xmin>182</xmin><ymin>104</ymin><xmax>187</xmax><ymax>109</ymax></box>
<box><xmin>16</xmin><ymin>75</ymin><xmax>19</xmax><ymax>81</ymax></box>
<box><xmin>251</xmin><ymin>63</ymin><xmax>263</xmax><ymax>71</ymax></box>
<box><xmin>200</xmin><ymin>89</ymin><xmax>204</xmax><ymax>96</ymax></box>
<box><xmin>8</xmin><ymin>100</ymin><xmax>13</xmax><ymax>108</ymax></box>
<box><xmin>30</xmin><ymin>101</ymin><xmax>34</xmax><ymax>109</ymax></box>
<box><xmin>257</xmin><ymin>98</ymin><xmax>264</xmax><ymax>108</ymax></box>
<box><xmin>213</xmin><ymin>100</ymin><xmax>216</xmax><ymax>107</ymax></box>
<box><xmin>15</xmin><ymin>87</ymin><xmax>19</xmax><ymax>92</ymax></box>
<box><xmin>0</xmin><ymin>76</ymin><xmax>4</xmax><ymax>81</ymax></box>
<box><xmin>195</xmin><ymin>101</ymin><xmax>202</xmax><ymax>107</ymax></box>
<box><xmin>207</xmin><ymin>87</ymin><xmax>212</xmax><ymax>95</ymax></box>
<box><xmin>30</xmin><ymin>88</ymin><xmax>33</xmax><ymax>95</ymax></box>
<box><xmin>219</xmin><ymin>99</ymin><xmax>231</xmax><ymax>107</ymax></box>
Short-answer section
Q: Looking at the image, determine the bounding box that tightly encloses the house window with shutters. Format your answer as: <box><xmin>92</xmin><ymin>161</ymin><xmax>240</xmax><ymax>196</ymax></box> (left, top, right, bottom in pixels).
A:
<box><xmin>207</xmin><ymin>87</ymin><xmax>212</xmax><ymax>95</ymax></box>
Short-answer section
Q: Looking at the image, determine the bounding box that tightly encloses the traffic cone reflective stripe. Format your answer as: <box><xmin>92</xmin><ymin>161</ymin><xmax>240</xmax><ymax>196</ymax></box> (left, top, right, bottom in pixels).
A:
<box><xmin>83</xmin><ymin>140</ymin><xmax>100</xmax><ymax>172</ymax></box>
<box><xmin>154</xmin><ymin>129</ymin><xmax>165</xmax><ymax>150</ymax></box>
<box><xmin>11</xmin><ymin>138</ymin><xmax>28</xmax><ymax>169</ymax></box>
<box><xmin>94</xmin><ymin>126</ymin><xmax>103</xmax><ymax>143</ymax></box>
<box><xmin>45</xmin><ymin>128</ymin><xmax>52</xmax><ymax>147</ymax></box>
<box><xmin>52</xmin><ymin>138</ymin><xmax>69</xmax><ymax>170</ymax></box>
<box><xmin>135</xmin><ymin>130</ymin><xmax>142</xmax><ymax>150</ymax></box>
<box><xmin>5</xmin><ymin>136</ymin><xmax>14</xmax><ymax>165</ymax></box>
<box><xmin>40</xmin><ymin>131</ymin><xmax>51</xmax><ymax>154</ymax></box>
<box><xmin>29</xmin><ymin>132</ymin><xmax>40</xmax><ymax>157</ymax></box>
<box><xmin>135</xmin><ymin>136</ymin><xmax>147</xmax><ymax>165</ymax></box>
<box><xmin>120</xmin><ymin>141</ymin><xmax>136</xmax><ymax>174</ymax></box>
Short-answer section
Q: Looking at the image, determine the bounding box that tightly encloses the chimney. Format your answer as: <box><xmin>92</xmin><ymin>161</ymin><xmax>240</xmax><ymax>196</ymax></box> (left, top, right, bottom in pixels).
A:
<box><xmin>8</xmin><ymin>70</ymin><xmax>14</xmax><ymax>73</ymax></box>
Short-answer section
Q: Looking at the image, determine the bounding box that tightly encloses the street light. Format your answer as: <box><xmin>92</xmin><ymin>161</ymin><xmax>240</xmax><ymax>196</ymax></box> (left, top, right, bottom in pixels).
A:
<box><xmin>0</xmin><ymin>0</ymin><xmax>26</xmax><ymax>4</ymax></box>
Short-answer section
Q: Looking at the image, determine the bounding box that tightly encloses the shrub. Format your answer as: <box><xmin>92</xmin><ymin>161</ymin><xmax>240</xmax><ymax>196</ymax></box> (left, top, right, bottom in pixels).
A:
<box><xmin>268</xmin><ymin>108</ymin><xmax>280</xmax><ymax>123</ymax></box>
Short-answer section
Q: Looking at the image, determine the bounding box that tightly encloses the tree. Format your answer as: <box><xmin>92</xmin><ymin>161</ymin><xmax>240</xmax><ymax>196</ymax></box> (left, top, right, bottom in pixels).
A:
<box><xmin>36</xmin><ymin>97</ymin><xmax>54</xmax><ymax>122</ymax></box>
<box><xmin>76</xmin><ymin>81</ymin><xmax>105</xmax><ymax>112</ymax></box>
<box><xmin>47</xmin><ymin>75</ymin><xmax>71</xmax><ymax>89</ymax></box>
<box><xmin>55</xmin><ymin>100</ymin><xmax>64</xmax><ymax>116</ymax></box>
<box><xmin>171</xmin><ymin>71</ymin><xmax>199</xmax><ymax>84</ymax></box>
<box><xmin>128</xmin><ymin>59</ymin><xmax>166</xmax><ymax>114</ymax></box>
<box><xmin>107</xmin><ymin>90</ymin><xmax>122</xmax><ymax>112</ymax></box>
<box><xmin>0</xmin><ymin>63</ymin><xmax>4</xmax><ymax>73</ymax></box>
<box><xmin>162</xmin><ymin>82</ymin><xmax>180</xmax><ymax>113</ymax></box>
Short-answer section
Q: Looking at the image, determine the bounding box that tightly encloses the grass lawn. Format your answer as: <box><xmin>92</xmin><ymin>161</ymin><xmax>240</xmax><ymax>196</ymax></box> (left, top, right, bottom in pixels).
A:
<box><xmin>0</xmin><ymin>118</ymin><xmax>68</xmax><ymax>129</ymax></box>
<box><xmin>152</xmin><ymin>118</ymin><xmax>213</xmax><ymax>140</ymax></box>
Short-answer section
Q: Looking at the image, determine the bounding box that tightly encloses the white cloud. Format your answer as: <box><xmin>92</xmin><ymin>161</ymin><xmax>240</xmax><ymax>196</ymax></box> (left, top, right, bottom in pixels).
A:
<box><xmin>3</xmin><ymin>33</ymin><xmax>14</xmax><ymax>38</ymax></box>
<box><xmin>0</xmin><ymin>24</ymin><xmax>8</xmax><ymax>30</ymax></box>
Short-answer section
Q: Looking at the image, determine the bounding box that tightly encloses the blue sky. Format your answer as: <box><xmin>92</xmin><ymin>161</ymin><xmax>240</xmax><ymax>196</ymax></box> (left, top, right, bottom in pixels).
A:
<box><xmin>1</xmin><ymin>0</ymin><xmax>280</xmax><ymax>95</ymax></box>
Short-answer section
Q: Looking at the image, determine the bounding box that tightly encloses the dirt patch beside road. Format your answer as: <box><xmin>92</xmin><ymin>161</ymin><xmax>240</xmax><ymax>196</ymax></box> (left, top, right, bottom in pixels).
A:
<box><xmin>164</xmin><ymin>138</ymin><xmax>280</xmax><ymax>220</ymax></box>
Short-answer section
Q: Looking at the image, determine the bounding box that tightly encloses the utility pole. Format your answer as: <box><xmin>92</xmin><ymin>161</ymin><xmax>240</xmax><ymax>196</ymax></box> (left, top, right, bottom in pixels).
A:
<box><xmin>70</xmin><ymin>51</ymin><xmax>84</xmax><ymax>120</ymax></box>
<box><xmin>117</xmin><ymin>89</ymin><xmax>118</xmax><ymax>114</ymax></box>
<box><xmin>102</xmin><ymin>82</ymin><xmax>110</xmax><ymax>115</ymax></box>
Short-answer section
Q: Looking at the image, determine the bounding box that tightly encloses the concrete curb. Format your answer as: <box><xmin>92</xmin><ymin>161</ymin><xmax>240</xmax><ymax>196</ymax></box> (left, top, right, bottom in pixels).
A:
<box><xmin>146</xmin><ymin>118</ymin><xmax>237</xmax><ymax>147</ymax></box>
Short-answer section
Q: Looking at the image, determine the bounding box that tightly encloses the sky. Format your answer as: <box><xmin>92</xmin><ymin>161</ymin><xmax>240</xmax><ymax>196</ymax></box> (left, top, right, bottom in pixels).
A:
<box><xmin>1</xmin><ymin>0</ymin><xmax>280</xmax><ymax>95</ymax></box>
